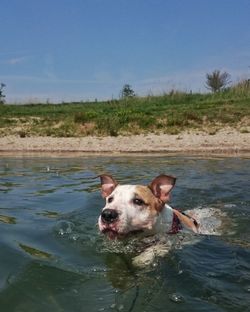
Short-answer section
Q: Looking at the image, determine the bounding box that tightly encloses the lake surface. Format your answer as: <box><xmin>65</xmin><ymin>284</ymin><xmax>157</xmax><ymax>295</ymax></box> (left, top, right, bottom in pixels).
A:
<box><xmin>0</xmin><ymin>155</ymin><xmax>249</xmax><ymax>312</ymax></box>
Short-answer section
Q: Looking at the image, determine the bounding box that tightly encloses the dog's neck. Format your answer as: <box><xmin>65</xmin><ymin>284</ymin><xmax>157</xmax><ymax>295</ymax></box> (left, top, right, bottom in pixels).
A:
<box><xmin>154</xmin><ymin>204</ymin><xmax>174</xmax><ymax>233</ymax></box>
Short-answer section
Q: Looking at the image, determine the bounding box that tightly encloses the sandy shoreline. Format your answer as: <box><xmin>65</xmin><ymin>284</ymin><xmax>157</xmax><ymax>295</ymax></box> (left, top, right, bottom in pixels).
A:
<box><xmin>0</xmin><ymin>129</ymin><xmax>249</xmax><ymax>157</ymax></box>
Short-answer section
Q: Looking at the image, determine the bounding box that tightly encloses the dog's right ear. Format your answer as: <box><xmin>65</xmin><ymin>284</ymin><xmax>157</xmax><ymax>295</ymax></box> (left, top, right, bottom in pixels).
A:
<box><xmin>99</xmin><ymin>174</ymin><xmax>118</xmax><ymax>198</ymax></box>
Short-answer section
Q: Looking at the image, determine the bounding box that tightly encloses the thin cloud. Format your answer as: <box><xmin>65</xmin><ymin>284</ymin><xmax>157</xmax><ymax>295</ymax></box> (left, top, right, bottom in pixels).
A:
<box><xmin>4</xmin><ymin>56</ymin><xmax>28</xmax><ymax>65</ymax></box>
<box><xmin>0</xmin><ymin>74</ymin><xmax>119</xmax><ymax>85</ymax></box>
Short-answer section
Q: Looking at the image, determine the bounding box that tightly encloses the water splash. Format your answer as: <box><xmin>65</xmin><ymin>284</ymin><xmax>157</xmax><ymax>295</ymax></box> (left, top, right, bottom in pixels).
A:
<box><xmin>56</xmin><ymin>220</ymin><xmax>74</xmax><ymax>236</ymax></box>
<box><xmin>169</xmin><ymin>293</ymin><xmax>185</xmax><ymax>303</ymax></box>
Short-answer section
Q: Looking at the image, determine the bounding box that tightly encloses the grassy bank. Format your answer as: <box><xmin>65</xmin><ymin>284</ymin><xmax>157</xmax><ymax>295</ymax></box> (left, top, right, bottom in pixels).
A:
<box><xmin>0</xmin><ymin>87</ymin><xmax>250</xmax><ymax>137</ymax></box>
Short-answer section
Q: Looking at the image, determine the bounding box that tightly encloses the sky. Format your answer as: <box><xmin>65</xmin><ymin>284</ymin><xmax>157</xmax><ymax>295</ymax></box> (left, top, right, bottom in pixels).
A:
<box><xmin>1</xmin><ymin>0</ymin><xmax>250</xmax><ymax>103</ymax></box>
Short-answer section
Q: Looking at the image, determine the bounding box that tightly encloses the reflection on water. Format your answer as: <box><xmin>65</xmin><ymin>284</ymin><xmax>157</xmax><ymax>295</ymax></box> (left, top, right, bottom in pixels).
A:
<box><xmin>0</xmin><ymin>214</ymin><xmax>16</xmax><ymax>224</ymax></box>
<box><xmin>18</xmin><ymin>243</ymin><xmax>52</xmax><ymax>259</ymax></box>
<box><xmin>0</xmin><ymin>155</ymin><xmax>249</xmax><ymax>312</ymax></box>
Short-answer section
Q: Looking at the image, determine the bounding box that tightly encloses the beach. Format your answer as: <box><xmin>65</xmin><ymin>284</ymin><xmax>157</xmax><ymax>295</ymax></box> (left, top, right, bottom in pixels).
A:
<box><xmin>0</xmin><ymin>128</ymin><xmax>249</xmax><ymax>156</ymax></box>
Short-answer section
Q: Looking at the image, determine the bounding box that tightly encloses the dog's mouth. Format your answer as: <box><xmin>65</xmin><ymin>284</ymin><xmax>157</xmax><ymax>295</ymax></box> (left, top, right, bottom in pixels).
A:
<box><xmin>101</xmin><ymin>228</ymin><xmax>144</xmax><ymax>240</ymax></box>
<box><xmin>99</xmin><ymin>215</ymin><xmax>145</xmax><ymax>240</ymax></box>
<box><xmin>102</xmin><ymin>228</ymin><xmax>121</xmax><ymax>239</ymax></box>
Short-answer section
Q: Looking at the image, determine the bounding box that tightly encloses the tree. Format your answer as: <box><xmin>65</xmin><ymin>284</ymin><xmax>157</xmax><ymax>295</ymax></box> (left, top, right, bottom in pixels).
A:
<box><xmin>0</xmin><ymin>83</ymin><xmax>6</xmax><ymax>104</ymax></box>
<box><xmin>120</xmin><ymin>84</ymin><xmax>135</xmax><ymax>98</ymax></box>
<box><xmin>205</xmin><ymin>70</ymin><xmax>231</xmax><ymax>93</ymax></box>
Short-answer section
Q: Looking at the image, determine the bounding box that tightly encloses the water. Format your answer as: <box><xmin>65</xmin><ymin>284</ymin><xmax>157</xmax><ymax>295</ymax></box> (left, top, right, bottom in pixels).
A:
<box><xmin>0</xmin><ymin>155</ymin><xmax>249</xmax><ymax>312</ymax></box>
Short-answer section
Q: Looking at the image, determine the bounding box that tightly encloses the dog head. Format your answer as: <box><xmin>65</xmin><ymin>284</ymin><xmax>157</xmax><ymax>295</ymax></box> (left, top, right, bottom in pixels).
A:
<box><xmin>98</xmin><ymin>174</ymin><xmax>176</xmax><ymax>239</ymax></box>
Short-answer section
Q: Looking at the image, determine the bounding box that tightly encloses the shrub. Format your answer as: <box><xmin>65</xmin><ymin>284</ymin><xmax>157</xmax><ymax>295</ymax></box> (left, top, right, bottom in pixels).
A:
<box><xmin>19</xmin><ymin>130</ymin><xmax>26</xmax><ymax>138</ymax></box>
<box><xmin>74</xmin><ymin>112</ymin><xmax>88</xmax><ymax>124</ymax></box>
<box><xmin>0</xmin><ymin>83</ymin><xmax>6</xmax><ymax>105</ymax></box>
<box><xmin>74</xmin><ymin>111</ymin><xmax>98</xmax><ymax>124</ymax></box>
<box><xmin>120</xmin><ymin>84</ymin><xmax>136</xmax><ymax>98</ymax></box>
<box><xmin>205</xmin><ymin>70</ymin><xmax>231</xmax><ymax>93</ymax></box>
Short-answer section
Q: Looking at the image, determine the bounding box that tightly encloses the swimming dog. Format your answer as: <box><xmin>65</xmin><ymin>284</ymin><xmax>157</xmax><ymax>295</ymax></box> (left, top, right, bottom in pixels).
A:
<box><xmin>98</xmin><ymin>174</ymin><xmax>199</xmax><ymax>240</ymax></box>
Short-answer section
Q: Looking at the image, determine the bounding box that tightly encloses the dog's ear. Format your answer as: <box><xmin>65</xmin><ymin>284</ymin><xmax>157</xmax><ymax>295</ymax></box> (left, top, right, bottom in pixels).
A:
<box><xmin>99</xmin><ymin>174</ymin><xmax>118</xmax><ymax>198</ymax></box>
<box><xmin>149</xmin><ymin>174</ymin><xmax>176</xmax><ymax>203</ymax></box>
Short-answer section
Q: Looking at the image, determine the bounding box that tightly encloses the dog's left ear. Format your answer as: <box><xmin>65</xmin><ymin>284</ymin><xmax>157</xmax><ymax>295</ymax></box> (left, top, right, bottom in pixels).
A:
<box><xmin>99</xmin><ymin>174</ymin><xmax>118</xmax><ymax>198</ymax></box>
<box><xmin>149</xmin><ymin>174</ymin><xmax>176</xmax><ymax>203</ymax></box>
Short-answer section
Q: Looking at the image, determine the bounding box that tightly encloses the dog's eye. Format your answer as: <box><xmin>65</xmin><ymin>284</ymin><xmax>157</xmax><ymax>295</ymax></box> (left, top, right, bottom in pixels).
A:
<box><xmin>133</xmin><ymin>198</ymin><xmax>145</xmax><ymax>206</ymax></box>
<box><xmin>107</xmin><ymin>197</ymin><xmax>113</xmax><ymax>203</ymax></box>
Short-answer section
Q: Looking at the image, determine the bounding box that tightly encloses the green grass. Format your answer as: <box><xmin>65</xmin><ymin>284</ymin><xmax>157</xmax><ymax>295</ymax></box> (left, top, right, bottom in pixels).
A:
<box><xmin>0</xmin><ymin>85</ymin><xmax>249</xmax><ymax>137</ymax></box>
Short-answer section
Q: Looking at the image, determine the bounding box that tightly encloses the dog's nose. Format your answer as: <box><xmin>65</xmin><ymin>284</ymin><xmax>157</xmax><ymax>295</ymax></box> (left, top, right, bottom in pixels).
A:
<box><xmin>101</xmin><ymin>209</ymin><xmax>119</xmax><ymax>224</ymax></box>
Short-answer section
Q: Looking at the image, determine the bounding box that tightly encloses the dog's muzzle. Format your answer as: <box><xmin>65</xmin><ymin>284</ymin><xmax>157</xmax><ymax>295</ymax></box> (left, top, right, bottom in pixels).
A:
<box><xmin>101</xmin><ymin>209</ymin><xmax>119</xmax><ymax>224</ymax></box>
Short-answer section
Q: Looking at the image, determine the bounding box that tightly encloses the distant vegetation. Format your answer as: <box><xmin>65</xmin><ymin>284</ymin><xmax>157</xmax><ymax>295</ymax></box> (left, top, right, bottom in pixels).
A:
<box><xmin>205</xmin><ymin>70</ymin><xmax>231</xmax><ymax>93</ymax></box>
<box><xmin>0</xmin><ymin>79</ymin><xmax>249</xmax><ymax>137</ymax></box>
<box><xmin>120</xmin><ymin>84</ymin><xmax>136</xmax><ymax>98</ymax></box>
<box><xmin>0</xmin><ymin>83</ymin><xmax>6</xmax><ymax>105</ymax></box>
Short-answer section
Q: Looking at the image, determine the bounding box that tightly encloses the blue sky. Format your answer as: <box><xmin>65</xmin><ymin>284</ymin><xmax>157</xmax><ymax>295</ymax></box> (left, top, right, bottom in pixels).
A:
<box><xmin>1</xmin><ymin>0</ymin><xmax>250</xmax><ymax>103</ymax></box>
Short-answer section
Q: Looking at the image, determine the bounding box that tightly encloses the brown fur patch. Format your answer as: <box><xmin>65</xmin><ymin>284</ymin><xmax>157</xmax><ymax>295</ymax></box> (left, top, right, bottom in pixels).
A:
<box><xmin>135</xmin><ymin>186</ymin><xmax>164</xmax><ymax>212</ymax></box>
